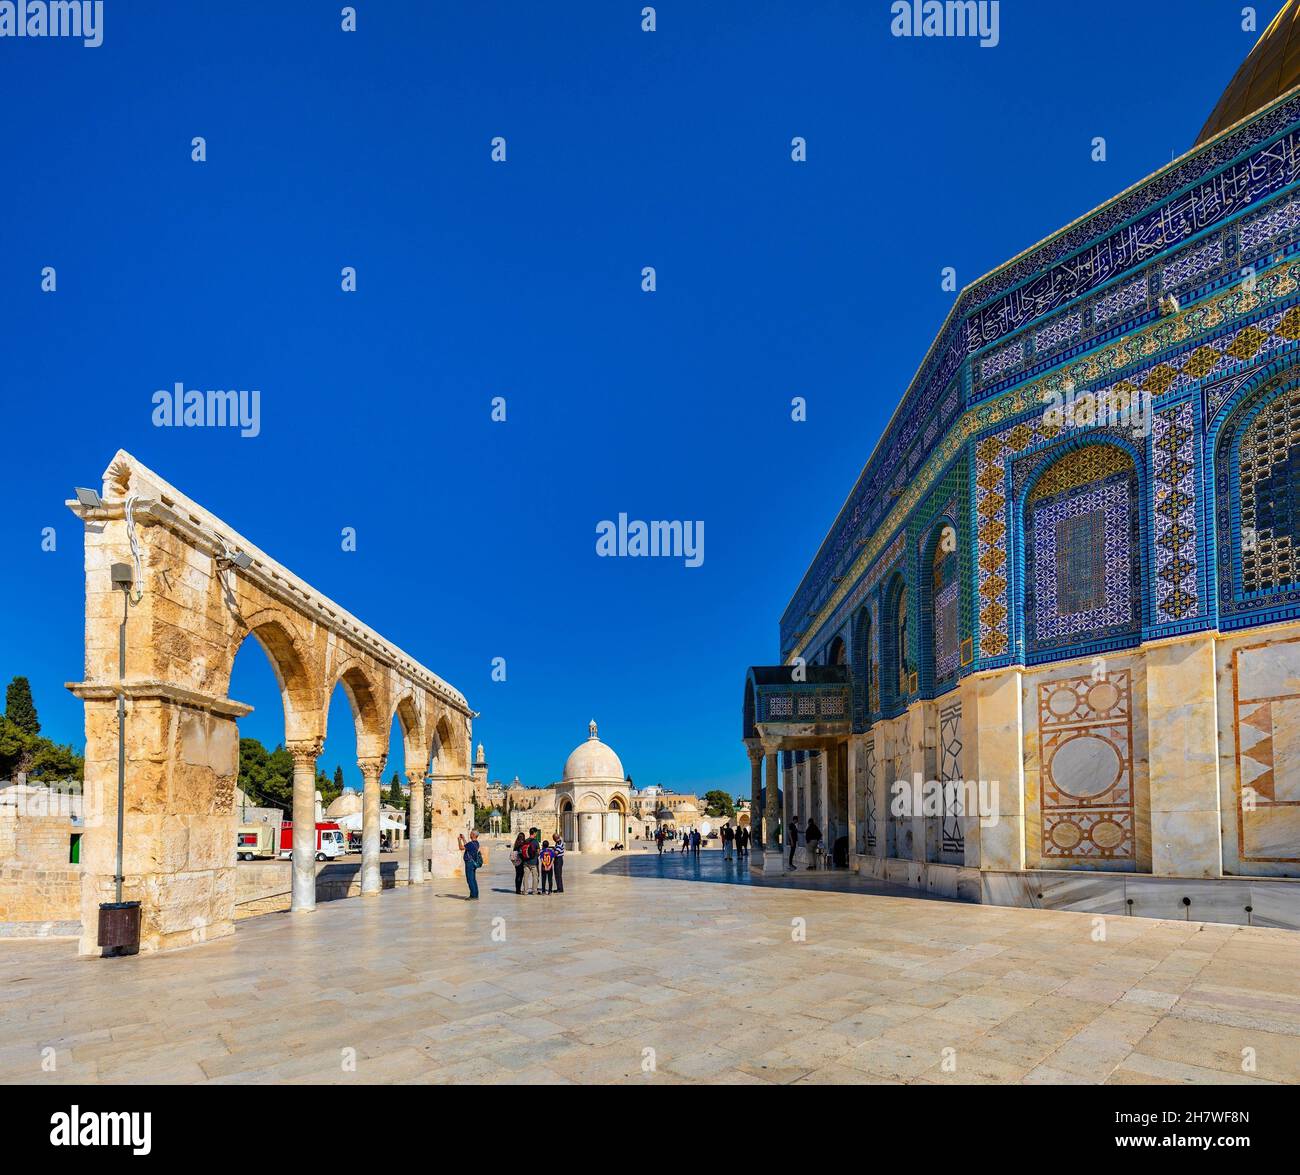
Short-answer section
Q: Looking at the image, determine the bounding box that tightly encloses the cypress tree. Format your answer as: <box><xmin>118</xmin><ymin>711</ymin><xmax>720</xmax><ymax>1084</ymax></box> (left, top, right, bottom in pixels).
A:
<box><xmin>5</xmin><ymin>676</ymin><xmax>39</xmax><ymax>736</ymax></box>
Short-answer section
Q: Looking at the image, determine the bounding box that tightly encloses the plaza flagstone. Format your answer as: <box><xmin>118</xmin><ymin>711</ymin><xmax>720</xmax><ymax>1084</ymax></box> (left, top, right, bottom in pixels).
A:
<box><xmin>2</xmin><ymin>846</ymin><xmax>1299</xmax><ymax>1085</ymax></box>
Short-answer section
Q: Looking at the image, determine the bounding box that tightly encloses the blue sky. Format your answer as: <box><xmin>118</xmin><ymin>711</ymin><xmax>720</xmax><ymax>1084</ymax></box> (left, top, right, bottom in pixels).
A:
<box><xmin>0</xmin><ymin>0</ymin><xmax>1280</xmax><ymax>796</ymax></box>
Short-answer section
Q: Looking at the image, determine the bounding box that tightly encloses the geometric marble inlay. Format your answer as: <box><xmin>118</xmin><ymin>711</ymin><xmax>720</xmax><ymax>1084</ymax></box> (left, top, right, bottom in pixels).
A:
<box><xmin>1038</xmin><ymin>669</ymin><xmax>1135</xmax><ymax>863</ymax></box>
<box><xmin>938</xmin><ymin>701</ymin><xmax>963</xmax><ymax>862</ymax></box>
<box><xmin>1233</xmin><ymin>637</ymin><xmax>1300</xmax><ymax>863</ymax></box>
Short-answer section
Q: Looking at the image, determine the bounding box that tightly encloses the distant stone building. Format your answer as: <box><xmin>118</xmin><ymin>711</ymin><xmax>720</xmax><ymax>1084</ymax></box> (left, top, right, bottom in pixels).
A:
<box><xmin>508</xmin><ymin>721</ymin><xmax>634</xmax><ymax>851</ymax></box>
<box><xmin>0</xmin><ymin>781</ymin><xmax>83</xmax><ymax>935</ymax></box>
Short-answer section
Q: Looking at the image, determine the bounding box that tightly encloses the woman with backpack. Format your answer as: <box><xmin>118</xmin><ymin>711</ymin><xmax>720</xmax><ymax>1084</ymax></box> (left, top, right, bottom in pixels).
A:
<box><xmin>463</xmin><ymin>831</ymin><xmax>483</xmax><ymax>900</ymax></box>
<box><xmin>511</xmin><ymin>832</ymin><xmax>526</xmax><ymax>895</ymax></box>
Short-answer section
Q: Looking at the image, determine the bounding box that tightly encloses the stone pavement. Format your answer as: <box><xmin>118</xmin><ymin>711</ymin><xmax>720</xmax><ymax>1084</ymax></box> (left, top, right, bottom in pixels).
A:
<box><xmin>2</xmin><ymin>844</ymin><xmax>1299</xmax><ymax>1084</ymax></box>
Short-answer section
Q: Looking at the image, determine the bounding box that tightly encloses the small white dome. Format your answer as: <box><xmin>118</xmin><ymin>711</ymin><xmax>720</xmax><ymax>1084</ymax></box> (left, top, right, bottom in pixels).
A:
<box><xmin>562</xmin><ymin>719</ymin><xmax>625</xmax><ymax>783</ymax></box>
<box><xmin>325</xmin><ymin>788</ymin><xmax>362</xmax><ymax>818</ymax></box>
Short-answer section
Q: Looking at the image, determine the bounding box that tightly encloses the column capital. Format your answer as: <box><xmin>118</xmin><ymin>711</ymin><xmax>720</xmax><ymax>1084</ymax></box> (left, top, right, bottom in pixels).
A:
<box><xmin>286</xmin><ymin>738</ymin><xmax>323</xmax><ymax>767</ymax></box>
<box><xmin>405</xmin><ymin>769</ymin><xmax>427</xmax><ymax>787</ymax></box>
<box><xmin>357</xmin><ymin>755</ymin><xmax>387</xmax><ymax>781</ymax></box>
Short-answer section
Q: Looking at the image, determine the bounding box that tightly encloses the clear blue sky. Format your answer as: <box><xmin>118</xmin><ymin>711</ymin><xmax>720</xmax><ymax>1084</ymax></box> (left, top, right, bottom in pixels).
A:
<box><xmin>0</xmin><ymin>0</ymin><xmax>1277</xmax><ymax>796</ymax></box>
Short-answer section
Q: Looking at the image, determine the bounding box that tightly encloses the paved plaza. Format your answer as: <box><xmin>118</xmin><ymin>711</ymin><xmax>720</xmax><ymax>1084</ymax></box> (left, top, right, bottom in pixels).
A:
<box><xmin>3</xmin><ymin>846</ymin><xmax>1300</xmax><ymax>1085</ymax></box>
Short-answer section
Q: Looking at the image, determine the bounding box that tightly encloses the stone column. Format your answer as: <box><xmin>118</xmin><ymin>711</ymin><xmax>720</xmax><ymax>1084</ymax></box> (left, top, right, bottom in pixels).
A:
<box><xmin>359</xmin><ymin>755</ymin><xmax>386</xmax><ymax>896</ymax></box>
<box><xmin>1146</xmin><ymin>634</ymin><xmax>1222</xmax><ymax>878</ymax></box>
<box><xmin>765</xmin><ymin>753</ymin><xmax>780</xmax><ymax>848</ymax></box>
<box><xmin>846</xmin><ymin>738</ymin><xmax>858</xmax><ymax>861</ymax></box>
<box><xmin>288</xmin><ymin>739</ymin><xmax>322</xmax><ymax>913</ymax></box>
<box><xmin>407</xmin><ymin>770</ymin><xmax>426</xmax><ymax>886</ymax></box>
<box><xmin>818</xmin><ymin>749</ymin><xmax>831</xmax><ymax>834</ymax></box>
<box><xmin>748</xmin><ymin>747</ymin><xmax>763</xmax><ymax>848</ymax></box>
<box><xmin>782</xmin><ymin>754</ymin><xmax>793</xmax><ymax>852</ymax></box>
<box><xmin>907</xmin><ymin>702</ymin><xmax>930</xmax><ymax>865</ymax></box>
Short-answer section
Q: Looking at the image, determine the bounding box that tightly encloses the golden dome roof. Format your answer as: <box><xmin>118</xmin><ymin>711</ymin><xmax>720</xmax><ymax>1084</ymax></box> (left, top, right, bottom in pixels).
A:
<box><xmin>1197</xmin><ymin>0</ymin><xmax>1300</xmax><ymax>145</ymax></box>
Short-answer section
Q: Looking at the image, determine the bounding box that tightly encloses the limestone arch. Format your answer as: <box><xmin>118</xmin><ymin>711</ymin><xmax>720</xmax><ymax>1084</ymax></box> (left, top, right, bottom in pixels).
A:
<box><xmin>388</xmin><ymin>689</ymin><xmax>426</xmax><ymax>775</ymax></box>
<box><xmin>225</xmin><ymin>607</ymin><xmax>323</xmax><ymax>743</ymax></box>
<box><xmin>323</xmin><ymin>656</ymin><xmax>388</xmax><ymax>759</ymax></box>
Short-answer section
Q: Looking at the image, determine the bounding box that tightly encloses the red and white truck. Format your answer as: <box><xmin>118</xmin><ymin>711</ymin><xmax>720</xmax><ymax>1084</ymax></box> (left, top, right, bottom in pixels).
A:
<box><xmin>278</xmin><ymin>821</ymin><xmax>346</xmax><ymax>861</ymax></box>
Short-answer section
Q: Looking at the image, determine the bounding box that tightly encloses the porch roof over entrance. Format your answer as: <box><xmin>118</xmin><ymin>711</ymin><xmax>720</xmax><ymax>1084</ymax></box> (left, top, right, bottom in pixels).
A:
<box><xmin>742</xmin><ymin>665</ymin><xmax>850</xmax><ymax>747</ymax></box>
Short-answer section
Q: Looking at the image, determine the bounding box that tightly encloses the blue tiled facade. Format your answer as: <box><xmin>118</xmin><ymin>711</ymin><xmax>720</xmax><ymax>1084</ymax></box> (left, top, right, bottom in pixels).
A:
<box><xmin>785</xmin><ymin>89</ymin><xmax>1300</xmax><ymax>734</ymax></box>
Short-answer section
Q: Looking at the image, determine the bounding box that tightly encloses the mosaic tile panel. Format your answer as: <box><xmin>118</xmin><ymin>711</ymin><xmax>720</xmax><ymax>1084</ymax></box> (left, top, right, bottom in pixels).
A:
<box><xmin>969</xmin><ymin>123</ymin><xmax>1300</xmax><ymax>351</ymax></box>
<box><xmin>1028</xmin><ymin>471</ymin><xmax>1138</xmax><ymax>652</ymax></box>
<box><xmin>794</xmin><ymin>261</ymin><xmax>1300</xmax><ymax>659</ymax></box>
<box><xmin>981</xmin><ymin>342</ymin><xmax>1023</xmax><ymax>384</ymax></box>
<box><xmin>1160</xmin><ymin>235</ymin><xmax>1225</xmax><ymax>293</ymax></box>
<box><xmin>1152</xmin><ymin>401</ymin><xmax>1199</xmax><ymax>622</ymax></box>
<box><xmin>1093</xmin><ymin>276</ymin><xmax>1149</xmax><ymax>328</ymax></box>
<box><xmin>1033</xmin><ymin>311</ymin><xmax>1082</xmax><ymax>354</ymax></box>
<box><xmin>1240</xmin><ymin>191</ymin><xmax>1300</xmax><ymax>255</ymax></box>
<box><xmin>1239</xmin><ymin>386</ymin><xmax>1300</xmax><ymax>595</ymax></box>
<box><xmin>1038</xmin><ymin>670</ymin><xmax>1135</xmax><ymax>863</ymax></box>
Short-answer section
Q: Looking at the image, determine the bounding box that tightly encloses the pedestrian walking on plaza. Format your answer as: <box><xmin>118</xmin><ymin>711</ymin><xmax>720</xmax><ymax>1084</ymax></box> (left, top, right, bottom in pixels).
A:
<box><xmin>787</xmin><ymin>817</ymin><xmax>799</xmax><ymax>869</ymax></box>
<box><xmin>721</xmin><ymin>823</ymin><xmax>733</xmax><ymax>859</ymax></box>
<box><xmin>463</xmin><ymin>830</ymin><xmax>483</xmax><ymax>900</ymax></box>
<box><xmin>691</xmin><ymin>828</ymin><xmax>701</xmax><ymax>854</ymax></box>
<box><xmin>552</xmin><ymin>833</ymin><xmax>566</xmax><ymax>893</ymax></box>
<box><xmin>540</xmin><ymin>840</ymin><xmax>556</xmax><ymax>894</ymax></box>
<box><xmin>735</xmin><ymin>824</ymin><xmax>746</xmax><ymax>859</ymax></box>
<box><xmin>522</xmin><ymin>827</ymin><xmax>542</xmax><ymax>895</ymax></box>
<box><xmin>511</xmin><ymin>832</ymin><xmax>526</xmax><ymax>894</ymax></box>
<box><xmin>655</xmin><ymin>826</ymin><xmax>665</xmax><ymax>854</ymax></box>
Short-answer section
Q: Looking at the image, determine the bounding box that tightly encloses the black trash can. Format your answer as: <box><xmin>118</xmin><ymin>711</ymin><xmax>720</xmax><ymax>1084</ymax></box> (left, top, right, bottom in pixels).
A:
<box><xmin>98</xmin><ymin>900</ymin><xmax>141</xmax><ymax>958</ymax></box>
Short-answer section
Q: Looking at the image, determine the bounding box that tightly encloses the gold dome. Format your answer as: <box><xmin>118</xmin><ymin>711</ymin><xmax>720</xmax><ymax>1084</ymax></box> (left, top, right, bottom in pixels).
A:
<box><xmin>1197</xmin><ymin>0</ymin><xmax>1300</xmax><ymax>145</ymax></box>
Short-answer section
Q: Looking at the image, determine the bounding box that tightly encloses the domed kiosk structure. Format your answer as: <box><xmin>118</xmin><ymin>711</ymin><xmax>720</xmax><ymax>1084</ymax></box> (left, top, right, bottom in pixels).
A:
<box><xmin>556</xmin><ymin>720</ymin><xmax>629</xmax><ymax>852</ymax></box>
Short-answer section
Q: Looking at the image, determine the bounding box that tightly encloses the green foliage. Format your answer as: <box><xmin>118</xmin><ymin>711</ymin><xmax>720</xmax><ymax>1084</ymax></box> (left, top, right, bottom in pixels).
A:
<box><xmin>318</xmin><ymin>766</ymin><xmax>342</xmax><ymax>806</ymax></box>
<box><xmin>703</xmin><ymin>789</ymin><xmax>735</xmax><ymax>818</ymax></box>
<box><xmin>473</xmin><ymin>801</ymin><xmax>496</xmax><ymax>832</ymax></box>
<box><xmin>237</xmin><ymin>737</ymin><xmax>293</xmax><ymax>811</ymax></box>
<box><xmin>386</xmin><ymin>772</ymin><xmax>407</xmax><ymax>810</ymax></box>
<box><xmin>0</xmin><ymin>676</ymin><xmax>83</xmax><ymax>782</ymax></box>
<box><xmin>5</xmin><ymin>676</ymin><xmax>40</xmax><ymax>735</ymax></box>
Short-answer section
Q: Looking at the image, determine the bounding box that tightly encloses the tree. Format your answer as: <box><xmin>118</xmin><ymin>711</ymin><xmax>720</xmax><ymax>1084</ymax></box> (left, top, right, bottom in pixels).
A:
<box><xmin>0</xmin><ymin>714</ymin><xmax>30</xmax><ymax>778</ymax></box>
<box><xmin>703</xmin><ymin>789</ymin><xmax>735</xmax><ymax>818</ymax></box>
<box><xmin>5</xmin><ymin>676</ymin><xmax>40</xmax><ymax>736</ymax></box>
<box><xmin>386</xmin><ymin>771</ymin><xmax>406</xmax><ymax>811</ymax></box>
<box><xmin>318</xmin><ymin>766</ymin><xmax>342</xmax><ymax>806</ymax></box>
<box><xmin>237</xmin><ymin>737</ymin><xmax>292</xmax><ymax>812</ymax></box>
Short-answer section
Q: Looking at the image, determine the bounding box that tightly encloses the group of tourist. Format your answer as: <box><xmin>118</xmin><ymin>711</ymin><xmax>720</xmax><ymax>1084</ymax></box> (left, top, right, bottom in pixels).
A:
<box><xmin>719</xmin><ymin>822</ymin><xmax>750</xmax><ymax>860</ymax></box>
<box><xmin>787</xmin><ymin>817</ymin><xmax>822</xmax><ymax>869</ymax></box>
<box><xmin>455</xmin><ymin>813</ymin><xmax>831</xmax><ymax>898</ymax></box>
<box><xmin>509</xmin><ymin>828</ymin><xmax>565</xmax><ymax>895</ymax></box>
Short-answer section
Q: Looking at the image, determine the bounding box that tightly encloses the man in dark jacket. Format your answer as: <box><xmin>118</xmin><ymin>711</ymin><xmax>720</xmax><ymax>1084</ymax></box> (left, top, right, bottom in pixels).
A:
<box><xmin>787</xmin><ymin>817</ymin><xmax>799</xmax><ymax>868</ymax></box>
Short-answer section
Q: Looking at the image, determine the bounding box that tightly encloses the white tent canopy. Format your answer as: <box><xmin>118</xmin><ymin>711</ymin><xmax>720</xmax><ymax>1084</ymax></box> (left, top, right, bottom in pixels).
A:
<box><xmin>332</xmin><ymin>811</ymin><xmax>404</xmax><ymax>832</ymax></box>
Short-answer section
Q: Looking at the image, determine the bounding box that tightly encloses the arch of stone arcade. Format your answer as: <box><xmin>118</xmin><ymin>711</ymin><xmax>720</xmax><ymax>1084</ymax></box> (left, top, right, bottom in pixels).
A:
<box><xmin>66</xmin><ymin>450</ymin><xmax>475</xmax><ymax>956</ymax></box>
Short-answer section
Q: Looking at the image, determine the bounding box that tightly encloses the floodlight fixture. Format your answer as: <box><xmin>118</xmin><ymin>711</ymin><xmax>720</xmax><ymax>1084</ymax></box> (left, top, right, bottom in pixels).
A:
<box><xmin>230</xmin><ymin>551</ymin><xmax>253</xmax><ymax>570</ymax></box>
<box><xmin>75</xmin><ymin>486</ymin><xmax>103</xmax><ymax>509</ymax></box>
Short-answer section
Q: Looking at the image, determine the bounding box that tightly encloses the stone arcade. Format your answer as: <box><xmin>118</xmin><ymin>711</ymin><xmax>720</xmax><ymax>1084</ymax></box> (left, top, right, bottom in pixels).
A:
<box><xmin>67</xmin><ymin>449</ymin><xmax>475</xmax><ymax>955</ymax></box>
<box><xmin>744</xmin><ymin>6</ymin><xmax>1300</xmax><ymax>927</ymax></box>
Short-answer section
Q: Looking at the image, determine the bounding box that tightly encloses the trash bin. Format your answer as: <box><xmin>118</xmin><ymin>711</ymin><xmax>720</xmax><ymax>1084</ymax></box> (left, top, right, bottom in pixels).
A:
<box><xmin>97</xmin><ymin>900</ymin><xmax>141</xmax><ymax>958</ymax></box>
